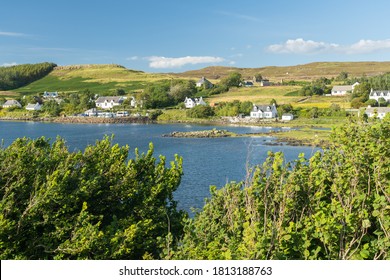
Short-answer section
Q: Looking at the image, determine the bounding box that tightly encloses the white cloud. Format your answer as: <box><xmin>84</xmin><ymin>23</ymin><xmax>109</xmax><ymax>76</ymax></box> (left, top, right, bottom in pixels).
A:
<box><xmin>126</xmin><ymin>56</ymin><xmax>139</xmax><ymax>61</ymax></box>
<box><xmin>267</xmin><ymin>38</ymin><xmax>390</xmax><ymax>55</ymax></box>
<box><xmin>347</xmin><ymin>39</ymin><xmax>390</xmax><ymax>54</ymax></box>
<box><xmin>147</xmin><ymin>56</ymin><xmax>225</xmax><ymax>69</ymax></box>
<box><xmin>0</xmin><ymin>31</ymin><xmax>27</xmax><ymax>37</ymax></box>
<box><xmin>267</xmin><ymin>38</ymin><xmax>338</xmax><ymax>54</ymax></box>
<box><xmin>1</xmin><ymin>62</ymin><xmax>18</xmax><ymax>67</ymax></box>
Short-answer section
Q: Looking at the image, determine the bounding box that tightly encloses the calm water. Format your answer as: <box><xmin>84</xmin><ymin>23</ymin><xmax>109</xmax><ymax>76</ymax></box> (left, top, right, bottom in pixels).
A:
<box><xmin>0</xmin><ymin>121</ymin><xmax>318</xmax><ymax>213</ymax></box>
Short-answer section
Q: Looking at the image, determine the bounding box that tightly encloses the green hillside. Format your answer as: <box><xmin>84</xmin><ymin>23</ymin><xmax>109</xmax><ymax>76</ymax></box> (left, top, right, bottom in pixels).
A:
<box><xmin>14</xmin><ymin>64</ymin><xmax>174</xmax><ymax>96</ymax></box>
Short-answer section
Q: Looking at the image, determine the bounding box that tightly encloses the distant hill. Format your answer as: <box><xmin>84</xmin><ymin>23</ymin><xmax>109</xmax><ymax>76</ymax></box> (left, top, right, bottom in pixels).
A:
<box><xmin>5</xmin><ymin>61</ymin><xmax>390</xmax><ymax>97</ymax></box>
<box><xmin>14</xmin><ymin>64</ymin><xmax>174</xmax><ymax>95</ymax></box>
<box><xmin>174</xmin><ymin>61</ymin><xmax>390</xmax><ymax>82</ymax></box>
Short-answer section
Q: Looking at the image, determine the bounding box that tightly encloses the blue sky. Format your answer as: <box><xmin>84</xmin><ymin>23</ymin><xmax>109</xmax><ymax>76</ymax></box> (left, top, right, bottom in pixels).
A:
<box><xmin>2</xmin><ymin>0</ymin><xmax>390</xmax><ymax>72</ymax></box>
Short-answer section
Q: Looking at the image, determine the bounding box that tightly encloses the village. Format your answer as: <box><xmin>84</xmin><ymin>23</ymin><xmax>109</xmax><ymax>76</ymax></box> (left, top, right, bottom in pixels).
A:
<box><xmin>2</xmin><ymin>74</ymin><xmax>390</xmax><ymax>122</ymax></box>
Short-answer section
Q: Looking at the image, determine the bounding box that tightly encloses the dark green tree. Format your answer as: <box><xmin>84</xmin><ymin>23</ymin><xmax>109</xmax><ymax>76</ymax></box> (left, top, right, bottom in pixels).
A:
<box><xmin>172</xmin><ymin>119</ymin><xmax>390</xmax><ymax>260</ymax></box>
<box><xmin>0</xmin><ymin>137</ymin><xmax>185</xmax><ymax>259</ymax></box>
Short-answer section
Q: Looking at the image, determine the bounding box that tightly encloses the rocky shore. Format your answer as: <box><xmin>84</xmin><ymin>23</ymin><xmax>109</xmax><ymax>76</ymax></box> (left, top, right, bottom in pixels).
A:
<box><xmin>162</xmin><ymin>129</ymin><xmax>236</xmax><ymax>138</ymax></box>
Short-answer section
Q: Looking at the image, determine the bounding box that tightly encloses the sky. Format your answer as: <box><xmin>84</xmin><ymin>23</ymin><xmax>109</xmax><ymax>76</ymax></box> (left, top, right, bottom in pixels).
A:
<box><xmin>2</xmin><ymin>0</ymin><xmax>390</xmax><ymax>72</ymax></box>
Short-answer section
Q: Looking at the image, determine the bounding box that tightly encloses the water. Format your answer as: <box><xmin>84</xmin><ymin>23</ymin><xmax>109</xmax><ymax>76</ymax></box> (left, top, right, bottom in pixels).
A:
<box><xmin>0</xmin><ymin>121</ymin><xmax>318</xmax><ymax>213</ymax></box>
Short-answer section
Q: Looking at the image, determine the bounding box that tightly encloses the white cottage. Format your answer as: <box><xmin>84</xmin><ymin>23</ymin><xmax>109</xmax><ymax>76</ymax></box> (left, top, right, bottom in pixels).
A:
<box><xmin>281</xmin><ymin>113</ymin><xmax>294</xmax><ymax>121</ymax></box>
<box><xmin>25</xmin><ymin>103</ymin><xmax>42</xmax><ymax>111</ymax></box>
<box><xmin>331</xmin><ymin>82</ymin><xmax>359</xmax><ymax>96</ymax></box>
<box><xmin>95</xmin><ymin>96</ymin><xmax>124</xmax><ymax>109</ymax></box>
<box><xmin>196</xmin><ymin>77</ymin><xmax>213</xmax><ymax>89</ymax></box>
<box><xmin>2</xmin><ymin>99</ymin><xmax>22</xmax><ymax>108</ymax></box>
<box><xmin>250</xmin><ymin>104</ymin><xmax>278</xmax><ymax>119</ymax></box>
<box><xmin>184</xmin><ymin>97</ymin><xmax>206</xmax><ymax>108</ymax></box>
<box><xmin>368</xmin><ymin>89</ymin><xmax>390</xmax><ymax>104</ymax></box>
<box><xmin>365</xmin><ymin>106</ymin><xmax>390</xmax><ymax>119</ymax></box>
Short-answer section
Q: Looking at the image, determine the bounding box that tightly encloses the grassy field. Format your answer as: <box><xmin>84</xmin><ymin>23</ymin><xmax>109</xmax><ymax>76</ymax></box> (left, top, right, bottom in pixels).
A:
<box><xmin>205</xmin><ymin>85</ymin><xmax>351</xmax><ymax>109</ymax></box>
<box><xmin>14</xmin><ymin>64</ymin><xmax>174</xmax><ymax>96</ymax></box>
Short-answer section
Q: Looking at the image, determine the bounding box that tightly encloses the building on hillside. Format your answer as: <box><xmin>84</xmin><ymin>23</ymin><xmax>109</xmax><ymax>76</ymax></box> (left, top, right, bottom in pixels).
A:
<box><xmin>43</xmin><ymin>91</ymin><xmax>59</xmax><ymax>99</ymax></box>
<box><xmin>259</xmin><ymin>79</ymin><xmax>271</xmax><ymax>86</ymax></box>
<box><xmin>331</xmin><ymin>82</ymin><xmax>359</xmax><ymax>96</ymax></box>
<box><xmin>184</xmin><ymin>97</ymin><xmax>207</xmax><ymax>109</ymax></box>
<box><xmin>83</xmin><ymin>108</ymin><xmax>98</xmax><ymax>116</ymax></box>
<box><xmin>368</xmin><ymin>89</ymin><xmax>390</xmax><ymax>104</ymax></box>
<box><xmin>365</xmin><ymin>106</ymin><xmax>390</xmax><ymax>119</ymax></box>
<box><xmin>281</xmin><ymin>113</ymin><xmax>294</xmax><ymax>121</ymax></box>
<box><xmin>196</xmin><ymin>77</ymin><xmax>213</xmax><ymax>89</ymax></box>
<box><xmin>95</xmin><ymin>96</ymin><xmax>125</xmax><ymax>109</ymax></box>
<box><xmin>130</xmin><ymin>96</ymin><xmax>137</xmax><ymax>107</ymax></box>
<box><xmin>242</xmin><ymin>81</ymin><xmax>254</xmax><ymax>87</ymax></box>
<box><xmin>25</xmin><ymin>103</ymin><xmax>42</xmax><ymax>111</ymax></box>
<box><xmin>250</xmin><ymin>104</ymin><xmax>278</xmax><ymax>119</ymax></box>
<box><xmin>2</xmin><ymin>99</ymin><xmax>22</xmax><ymax>108</ymax></box>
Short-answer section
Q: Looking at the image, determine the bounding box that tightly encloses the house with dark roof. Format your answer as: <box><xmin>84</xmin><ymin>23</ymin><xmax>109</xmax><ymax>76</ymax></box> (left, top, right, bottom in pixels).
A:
<box><xmin>250</xmin><ymin>104</ymin><xmax>278</xmax><ymax>119</ymax></box>
<box><xmin>43</xmin><ymin>91</ymin><xmax>59</xmax><ymax>99</ymax></box>
<box><xmin>369</xmin><ymin>89</ymin><xmax>390</xmax><ymax>104</ymax></box>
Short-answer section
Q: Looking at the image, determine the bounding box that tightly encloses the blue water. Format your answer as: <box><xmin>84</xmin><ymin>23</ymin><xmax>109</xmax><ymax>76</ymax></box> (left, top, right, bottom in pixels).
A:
<box><xmin>0</xmin><ymin>121</ymin><xmax>318</xmax><ymax>213</ymax></box>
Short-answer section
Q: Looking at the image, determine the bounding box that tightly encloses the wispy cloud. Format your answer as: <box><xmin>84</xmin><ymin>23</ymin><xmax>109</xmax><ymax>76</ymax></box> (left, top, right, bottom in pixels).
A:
<box><xmin>267</xmin><ymin>38</ymin><xmax>338</xmax><ymax>54</ymax></box>
<box><xmin>1</xmin><ymin>62</ymin><xmax>18</xmax><ymax>67</ymax></box>
<box><xmin>147</xmin><ymin>56</ymin><xmax>225</xmax><ymax>69</ymax></box>
<box><xmin>267</xmin><ymin>38</ymin><xmax>390</xmax><ymax>54</ymax></box>
<box><xmin>126</xmin><ymin>56</ymin><xmax>139</xmax><ymax>61</ymax></box>
<box><xmin>217</xmin><ymin>11</ymin><xmax>261</xmax><ymax>22</ymax></box>
<box><xmin>0</xmin><ymin>31</ymin><xmax>28</xmax><ymax>37</ymax></box>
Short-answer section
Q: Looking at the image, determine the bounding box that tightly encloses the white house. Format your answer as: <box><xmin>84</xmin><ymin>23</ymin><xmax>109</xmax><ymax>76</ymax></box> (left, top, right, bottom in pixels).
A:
<box><xmin>331</xmin><ymin>82</ymin><xmax>359</xmax><ymax>96</ymax></box>
<box><xmin>281</xmin><ymin>113</ymin><xmax>294</xmax><ymax>121</ymax></box>
<box><xmin>130</xmin><ymin>96</ymin><xmax>137</xmax><ymax>107</ymax></box>
<box><xmin>43</xmin><ymin>91</ymin><xmax>59</xmax><ymax>99</ymax></box>
<box><xmin>250</xmin><ymin>104</ymin><xmax>278</xmax><ymax>119</ymax></box>
<box><xmin>368</xmin><ymin>89</ymin><xmax>390</xmax><ymax>104</ymax></box>
<box><xmin>83</xmin><ymin>108</ymin><xmax>98</xmax><ymax>116</ymax></box>
<box><xmin>242</xmin><ymin>81</ymin><xmax>254</xmax><ymax>87</ymax></box>
<box><xmin>184</xmin><ymin>97</ymin><xmax>207</xmax><ymax>108</ymax></box>
<box><xmin>95</xmin><ymin>96</ymin><xmax>124</xmax><ymax>109</ymax></box>
<box><xmin>365</xmin><ymin>107</ymin><xmax>390</xmax><ymax>119</ymax></box>
<box><xmin>25</xmin><ymin>103</ymin><xmax>42</xmax><ymax>111</ymax></box>
<box><xmin>196</xmin><ymin>77</ymin><xmax>213</xmax><ymax>89</ymax></box>
<box><xmin>2</xmin><ymin>99</ymin><xmax>22</xmax><ymax>108</ymax></box>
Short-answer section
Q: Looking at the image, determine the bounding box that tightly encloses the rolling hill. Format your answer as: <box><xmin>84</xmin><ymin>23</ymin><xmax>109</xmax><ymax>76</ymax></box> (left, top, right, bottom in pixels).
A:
<box><xmin>174</xmin><ymin>61</ymin><xmax>390</xmax><ymax>81</ymax></box>
<box><xmin>2</xmin><ymin>61</ymin><xmax>390</xmax><ymax>99</ymax></box>
<box><xmin>12</xmin><ymin>64</ymin><xmax>174</xmax><ymax>96</ymax></box>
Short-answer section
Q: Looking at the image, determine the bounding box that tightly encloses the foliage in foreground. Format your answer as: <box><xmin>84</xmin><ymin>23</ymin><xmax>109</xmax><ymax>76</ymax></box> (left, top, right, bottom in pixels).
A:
<box><xmin>172</xmin><ymin>118</ymin><xmax>390</xmax><ymax>260</ymax></box>
<box><xmin>0</xmin><ymin>137</ymin><xmax>185</xmax><ymax>259</ymax></box>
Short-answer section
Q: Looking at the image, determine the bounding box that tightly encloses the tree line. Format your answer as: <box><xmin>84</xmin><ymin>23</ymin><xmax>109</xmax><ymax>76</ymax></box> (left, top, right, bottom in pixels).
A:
<box><xmin>0</xmin><ymin>117</ymin><xmax>389</xmax><ymax>260</ymax></box>
<box><xmin>0</xmin><ymin>62</ymin><xmax>57</xmax><ymax>90</ymax></box>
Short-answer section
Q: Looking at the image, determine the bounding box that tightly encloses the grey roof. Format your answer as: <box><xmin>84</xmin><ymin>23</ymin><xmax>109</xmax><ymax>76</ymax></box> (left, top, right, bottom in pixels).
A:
<box><xmin>370</xmin><ymin>90</ymin><xmax>390</xmax><ymax>96</ymax></box>
<box><xmin>332</xmin><ymin>85</ymin><xmax>353</xmax><ymax>91</ymax></box>
<box><xmin>365</xmin><ymin>107</ymin><xmax>390</xmax><ymax>114</ymax></box>
<box><xmin>252</xmin><ymin>104</ymin><xmax>276</xmax><ymax>112</ymax></box>
<box><xmin>3</xmin><ymin>100</ymin><xmax>21</xmax><ymax>106</ymax></box>
<box><xmin>197</xmin><ymin>77</ymin><xmax>211</xmax><ymax>84</ymax></box>
<box><xmin>95</xmin><ymin>96</ymin><xmax>124</xmax><ymax>103</ymax></box>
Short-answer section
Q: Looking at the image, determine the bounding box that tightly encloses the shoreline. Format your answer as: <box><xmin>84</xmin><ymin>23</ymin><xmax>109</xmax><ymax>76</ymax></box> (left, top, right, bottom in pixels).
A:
<box><xmin>0</xmin><ymin>116</ymin><xmax>331</xmax><ymax>147</ymax></box>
